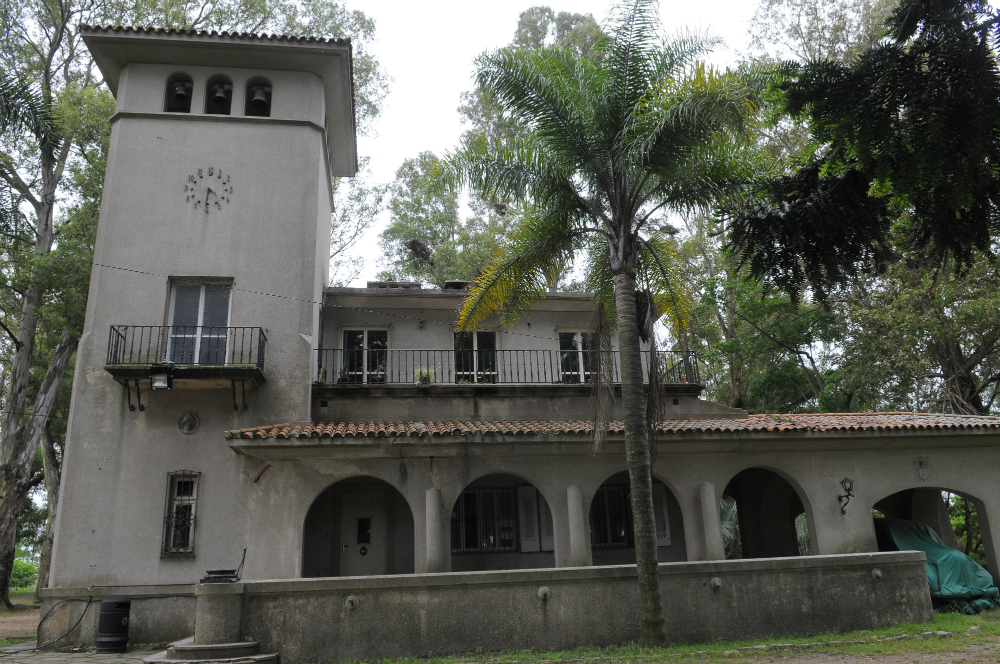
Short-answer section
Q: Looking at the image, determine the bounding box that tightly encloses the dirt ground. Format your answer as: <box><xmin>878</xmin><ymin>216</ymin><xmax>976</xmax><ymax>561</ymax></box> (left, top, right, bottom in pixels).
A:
<box><xmin>0</xmin><ymin>606</ymin><xmax>40</xmax><ymax>639</ymax></box>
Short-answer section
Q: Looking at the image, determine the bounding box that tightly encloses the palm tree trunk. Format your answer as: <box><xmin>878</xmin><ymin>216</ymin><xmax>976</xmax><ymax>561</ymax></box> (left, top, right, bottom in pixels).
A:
<box><xmin>613</xmin><ymin>269</ymin><xmax>666</xmax><ymax>646</ymax></box>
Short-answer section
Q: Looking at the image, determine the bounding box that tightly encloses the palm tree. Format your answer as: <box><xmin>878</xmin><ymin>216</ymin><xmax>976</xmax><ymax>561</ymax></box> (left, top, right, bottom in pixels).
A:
<box><xmin>446</xmin><ymin>0</ymin><xmax>761</xmax><ymax>644</ymax></box>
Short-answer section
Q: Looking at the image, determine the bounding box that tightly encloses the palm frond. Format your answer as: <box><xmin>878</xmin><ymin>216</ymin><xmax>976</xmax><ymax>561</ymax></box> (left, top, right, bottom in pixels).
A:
<box><xmin>638</xmin><ymin>232</ymin><xmax>693</xmax><ymax>337</ymax></box>
<box><xmin>474</xmin><ymin>47</ymin><xmax>608</xmax><ymax>182</ymax></box>
<box><xmin>0</xmin><ymin>73</ymin><xmax>62</xmax><ymax>162</ymax></box>
<box><xmin>457</xmin><ymin>208</ymin><xmax>582</xmax><ymax>330</ymax></box>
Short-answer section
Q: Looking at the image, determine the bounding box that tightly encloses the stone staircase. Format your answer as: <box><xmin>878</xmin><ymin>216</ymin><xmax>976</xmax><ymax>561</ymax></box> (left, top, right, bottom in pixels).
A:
<box><xmin>143</xmin><ymin>637</ymin><xmax>279</xmax><ymax>664</ymax></box>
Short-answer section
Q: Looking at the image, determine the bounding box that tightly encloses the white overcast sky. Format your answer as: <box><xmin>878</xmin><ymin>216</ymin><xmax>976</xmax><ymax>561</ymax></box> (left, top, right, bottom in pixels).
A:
<box><xmin>347</xmin><ymin>0</ymin><xmax>762</xmax><ymax>284</ymax></box>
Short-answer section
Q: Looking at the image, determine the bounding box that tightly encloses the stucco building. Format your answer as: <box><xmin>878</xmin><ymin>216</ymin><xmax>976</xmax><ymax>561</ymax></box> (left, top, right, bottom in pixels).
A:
<box><xmin>39</xmin><ymin>23</ymin><xmax>1000</xmax><ymax>663</ymax></box>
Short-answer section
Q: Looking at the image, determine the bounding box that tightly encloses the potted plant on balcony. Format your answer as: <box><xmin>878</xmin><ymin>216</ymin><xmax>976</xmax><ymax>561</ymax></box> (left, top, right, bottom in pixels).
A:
<box><xmin>414</xmin><ymin>367</ymin><xmax>435</xmax><ymax>386</ymax></box>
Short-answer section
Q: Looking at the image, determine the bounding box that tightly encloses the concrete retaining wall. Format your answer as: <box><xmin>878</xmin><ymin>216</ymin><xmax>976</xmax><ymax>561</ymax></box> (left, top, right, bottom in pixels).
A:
<box><xmin>37</xmin><ymin>584</ymin><xmax>196</xmax><ymax>648</ymax></box>
<box><xmin>39</xmin><ymin>552</ymin><xmax>931</xmax><ymax>659</ymax></box>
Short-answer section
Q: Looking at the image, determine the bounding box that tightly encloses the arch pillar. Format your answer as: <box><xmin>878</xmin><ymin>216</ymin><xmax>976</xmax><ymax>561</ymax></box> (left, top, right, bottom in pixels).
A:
<box><xmin>696</xmin><ymin>482</ymin><xmax>725</xmax><ymax>561</ymax></box>
<box><xmin>424</xmin><ymin>487</ymin><xmax>449</xmax><ymax>573</ymax></box>
<box><xmin>973</xmin><ymin>496</ymin><xmax>999</xmax><ymax>585</ymax></box>
<box><xmin>567</xmin><ymin>485</ymin><xmax>592</xmax><ymax>566</ymax></box>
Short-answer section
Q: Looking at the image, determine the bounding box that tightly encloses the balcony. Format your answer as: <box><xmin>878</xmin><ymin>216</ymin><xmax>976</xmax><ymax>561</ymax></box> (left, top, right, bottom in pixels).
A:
<box><xmin>106</xmin><ymin>325</ymin><xmax>266</xmax><ymax>389</ymax></box>
<box><xmin>313</xmin><ymin>349</ymin><xmax>699</xmax><ymax>387</ymax></box>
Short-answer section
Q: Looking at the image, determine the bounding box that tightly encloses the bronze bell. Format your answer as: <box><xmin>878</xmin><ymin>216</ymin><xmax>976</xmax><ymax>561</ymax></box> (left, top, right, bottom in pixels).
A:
<box><xmin>213</xmin><ymin>85</ymin><xmax>228</xmax><ymax>101</ymax></box>
<box><xmin>173</xmin><ymin>82</ymin><xmax>189</xmax><ymax>101</ymax></box>
<box><xmin>250</xmin><ymin>87</ymin><xmax>269</xmax><ymax>109</ymax></box>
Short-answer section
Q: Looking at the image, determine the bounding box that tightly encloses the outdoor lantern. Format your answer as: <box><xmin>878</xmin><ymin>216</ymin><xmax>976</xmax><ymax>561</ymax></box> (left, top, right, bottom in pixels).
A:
<box><xmin>838</xmin><ymin>477</ymin><xmax>855</xmax><ymax>514</ymax></box>
<box><xmin>150</xmin><ymin>365</ymin><xmax>174</xmax><ymax>390</ymax></box>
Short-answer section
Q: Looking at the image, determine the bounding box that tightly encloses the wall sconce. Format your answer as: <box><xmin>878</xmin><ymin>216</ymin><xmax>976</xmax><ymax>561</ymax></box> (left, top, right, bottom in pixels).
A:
<box><xmin>150</xmin><ymin>364</ymin><xmax>174</xmax><ymax>390</ymax></box>
<box><xmin>838</xmin><ymin>477</ymin><xmax>854</xmax><ymax>514</ymax></box>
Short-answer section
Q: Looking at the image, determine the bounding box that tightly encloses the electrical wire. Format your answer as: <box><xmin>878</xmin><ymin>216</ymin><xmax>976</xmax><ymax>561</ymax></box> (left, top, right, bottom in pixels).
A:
<box><xmin>4</xmin><ymin>593</ymin><xmax>197</xmax><ymax>653</ymax></box>
<box><xmin>91</xmin><ymin>261</ymin><xmax>586</xmax><ymax>343</ymax></box>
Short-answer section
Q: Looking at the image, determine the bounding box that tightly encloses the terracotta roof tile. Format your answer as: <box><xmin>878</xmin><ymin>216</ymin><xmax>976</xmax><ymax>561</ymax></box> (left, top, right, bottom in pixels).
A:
<box><xmin>224</xmin><ymin>412</ymin><xmax>1000</xmax><ymax>440</ymax></box>
<box><xmin>79</xmin><ymin>24</ymin><xmax>351</xmax><ymax>46</ymax></box>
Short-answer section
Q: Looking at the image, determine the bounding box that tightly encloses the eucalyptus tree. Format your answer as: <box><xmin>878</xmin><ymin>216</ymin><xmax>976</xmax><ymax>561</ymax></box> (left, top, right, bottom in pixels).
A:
<box><xmin>0</xmin><ymin>0</ymin><xmax>386</xmax><ymax>605</ymax></box>
<box><xmin>446</xmin><ymin>0</ymin><xmax>762</xmax><ymax>643</ymax></box>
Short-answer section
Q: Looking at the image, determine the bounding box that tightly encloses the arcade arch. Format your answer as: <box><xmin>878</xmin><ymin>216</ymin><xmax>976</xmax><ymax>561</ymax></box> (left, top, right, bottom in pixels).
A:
<box><xmin>722</xmin><ymin>467</ymin><xmax>812</xmax><ymax>559</ymax></box>
<box><xmin>302</xmin><ymin>476</ymin><xmax>414</xmax><ymax>577</ymax></box>
<box><xmin>449</xmin><ymin>473</ymin><xmax>555</xmax><ymax>572</ymax></box>
<box><xmin>873</xmin><ymin>487</ymin><xmax>993</xmax><ymax>574</ymax></box>
<box><xmin>588</xmin><ymin>471</ymin><xmax>687</xmax><ymax>565</ymax></box>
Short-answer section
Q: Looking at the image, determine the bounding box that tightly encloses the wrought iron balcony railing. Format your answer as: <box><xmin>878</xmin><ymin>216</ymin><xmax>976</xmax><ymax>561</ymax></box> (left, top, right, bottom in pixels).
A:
<box><xmin>107</xmin><ymin>325</ymin><xmax>266</xmax><ymax>368</ymax></box>
<box><xmin>314</xmin><ymin>348</ymin><xmax>698</xmax><ymax>386</ymax></box>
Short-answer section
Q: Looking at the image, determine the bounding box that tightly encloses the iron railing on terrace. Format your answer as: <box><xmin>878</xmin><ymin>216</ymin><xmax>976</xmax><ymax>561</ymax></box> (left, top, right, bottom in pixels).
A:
<box><xmin>314</xmin><ymin>348</ymin><xmax>698</xmax><ymax>386</ymax></box>
<box><xmin>107</xmin><ymin>325</ymin><xmax>266</xmax><ymax>368</ymax></box>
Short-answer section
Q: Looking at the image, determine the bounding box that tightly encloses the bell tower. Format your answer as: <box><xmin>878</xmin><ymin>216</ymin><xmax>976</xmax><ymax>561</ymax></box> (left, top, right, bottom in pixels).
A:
<box><xmin>48</xmin><ymin>26</ymin><xmax>356</xmax><ymax>586</ymax></box>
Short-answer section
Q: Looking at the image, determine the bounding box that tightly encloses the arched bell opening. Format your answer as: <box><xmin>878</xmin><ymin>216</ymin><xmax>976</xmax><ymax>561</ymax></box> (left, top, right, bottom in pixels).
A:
<box><xmin>722</xmin><ymin>468</ymin><xmax>811</xmax><ymax>559</ymax></box>
<box><xmin>302</xmin><ymin>476</ymin><xmax>414</xmax><ymax>578</ymax></box>
<box><xmin>205</xmin><ymin>75</ymin><xmax>233</xmax><ymax>115</ymax></box>
<box><xmin>588</xmin><ymin>471</ymin><xmax>687</xmax><ymax>565</ymax></box>
<box><xmin>449</xmin><ymin>473</ymin><xmax>555</xmax><ymax>572</ymax></box>
<box><xmin>164</xmin><ymin>73</ymin><xmax>193</xmax><ymax>113</ymax></box>
<box><xmin>244</xmin><ymin>76</ymin><xmax>272</xmax><ymax>117</ymax></box>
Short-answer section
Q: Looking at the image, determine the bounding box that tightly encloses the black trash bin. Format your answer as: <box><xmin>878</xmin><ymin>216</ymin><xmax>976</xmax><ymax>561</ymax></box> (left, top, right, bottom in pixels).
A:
<box><xmin>96</xmin><ymin>597</ymin><xmax>130</xmax><ymax>653</ymax></box>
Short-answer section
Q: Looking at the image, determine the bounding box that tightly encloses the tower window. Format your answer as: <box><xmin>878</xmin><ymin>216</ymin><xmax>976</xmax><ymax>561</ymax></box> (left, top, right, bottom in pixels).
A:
<box><xmin>165</xmin><ymin>73</ymin><xmax>193</xmax><ymax>113</ymax></box>
<box><xmin>162</xmin><ymin>471</ymin><xmax>200</xmax><ymax>557</ymax></box>
<box><xmin>245</xmin><ymin>77</ymin><xmax>272</xmax><ymax>117</ymax></box>
<box><xmin>205</xmin><ymin>75</ymin><xmax>233</xmax><ymax>115</ymax></box>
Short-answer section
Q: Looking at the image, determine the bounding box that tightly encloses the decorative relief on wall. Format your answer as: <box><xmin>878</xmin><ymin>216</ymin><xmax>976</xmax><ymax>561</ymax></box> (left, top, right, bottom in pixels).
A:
<box><xmin>914</xmin><ymin>455</ymin><xmax>931</xmax><ymax>481</ymax></box>
<box><xmin>184</xmin><ymin>167</ymin><xmax>233</xmax><ymax>212</ymax></box>
<box><xmin>177</xmin><ymin>412</ymin><xmax>200</xmax><ymax>435</ymax></box>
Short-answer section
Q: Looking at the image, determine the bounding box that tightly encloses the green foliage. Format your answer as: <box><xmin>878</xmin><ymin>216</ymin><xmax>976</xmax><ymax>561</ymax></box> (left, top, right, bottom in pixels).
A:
<box><xmin>9</xmin><ymin>557</ymin><xmax>35</xmax><ymax>589</ymax></box>
<box><xmin>730</xmin><ymin>0</ymin><xmax>1000</xmax><ymax>299</ymax></box>
<box><xmin>378</xmin><ymin>152</ymin><xmax>514</xmax><ymax>286</ymax></box>
<box><xmin>947</xmin><ymin>494</ymin><xmax>987</xmax><ymax>566</ymax></box>
<box><xmin>828</xmin><ymin>252</ymin><xmax>1000</xmax><ymax>415</ymax></box>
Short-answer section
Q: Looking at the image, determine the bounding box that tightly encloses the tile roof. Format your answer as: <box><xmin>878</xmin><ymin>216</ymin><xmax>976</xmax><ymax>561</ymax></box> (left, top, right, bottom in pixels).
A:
<box><xmin>224</xmin><ymin>412</ymin><xmax>1000</xmax><ymax>440</ymax></box>
<box><xmin>79</xmin><ymin>24</ymin><xmax>351</xmax><ymax>46</ymax></box>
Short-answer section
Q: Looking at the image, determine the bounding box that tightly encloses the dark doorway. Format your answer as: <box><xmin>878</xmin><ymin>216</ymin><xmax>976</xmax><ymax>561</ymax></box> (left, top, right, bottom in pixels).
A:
<box><xmin>589</xmin><ymin>471</ymin><xmax>687</xmax><ymax>565</ymax></box>
<box><xmin>302</xmin><ymin>477</ymin><xmax>414</xmax><ymax>577</ymax></box>
<box><xmin>723</xmin><ymin>468</ymin><xmax>810</xmax><ymax>559</ymax></box>
<box><xmin>450</xmin><ymin>474</ymin><xmax>555</xmax><ymax>571</ymax></box>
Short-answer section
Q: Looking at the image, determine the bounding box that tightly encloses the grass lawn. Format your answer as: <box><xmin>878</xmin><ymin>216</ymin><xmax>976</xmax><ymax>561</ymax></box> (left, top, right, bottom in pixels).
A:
<box><xmin>373</xmin><ymin>609</ymin><xmax>1000</xmax><ymax>664</ymax></box>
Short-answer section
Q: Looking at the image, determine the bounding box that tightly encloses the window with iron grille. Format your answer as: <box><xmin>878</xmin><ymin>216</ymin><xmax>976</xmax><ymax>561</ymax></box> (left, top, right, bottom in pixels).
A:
<box><xmin>590</xmin><ymin>485</ymin><xmax>632</xmax><ymax>548</ymax></box>
<box><xmin>450</xmin><ymin>487</ymin><xmax>518</xmax><ymax>553</ymax></box>
<box><xmin>162</xmin><ymin>471</ymin><xmax>199</xmax><ymax>557</ymax></box>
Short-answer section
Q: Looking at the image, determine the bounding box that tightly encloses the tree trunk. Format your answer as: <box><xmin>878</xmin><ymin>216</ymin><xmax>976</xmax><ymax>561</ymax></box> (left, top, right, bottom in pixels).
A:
<box><xmin>613</xmin><ymin>269</ymin><xmax>666</xmax><ymax>646</ymax></box>
<box><xmin>964</xmin><ymin>499</ymin><xmax>973</xmax><ymax>557</ymax></box>
<box><xmin>35</xmin><ymin>421</ymin><xmax>61</xmax><ymax>604</ymax></box>
<box><xmin>0</xmin><ymin>329</ymin><xmax>76</xmax><ymax>607</ymax></box>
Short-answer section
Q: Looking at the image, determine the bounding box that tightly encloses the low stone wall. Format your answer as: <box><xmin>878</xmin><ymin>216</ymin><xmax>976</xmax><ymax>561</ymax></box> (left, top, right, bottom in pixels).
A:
<box><xmin>40</xmin><ymin>552</ymin><xmax>931</xmax><ymax>660</ymax></box>
<box><xmin>37</xmin><ymin>584</ymin><xmax>196</xmax><ymax>648</ymax></box>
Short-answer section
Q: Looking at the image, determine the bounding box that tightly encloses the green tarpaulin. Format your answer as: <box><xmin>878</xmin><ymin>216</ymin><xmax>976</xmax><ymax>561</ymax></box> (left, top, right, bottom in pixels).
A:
<box><xmin>874</xmin><ymin>518</ymin><xmax>999</xmax><ymax>614</ymax></box>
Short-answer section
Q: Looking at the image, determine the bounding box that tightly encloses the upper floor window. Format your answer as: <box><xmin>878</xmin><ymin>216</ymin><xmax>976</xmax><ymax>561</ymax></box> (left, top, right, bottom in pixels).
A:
<box><xmin>454</xmin><ymin>331</ymin><xmax>496</xmax><ymax>384</ymax></box>
<box><xmin>205</xmin><ymin>75</ymin><xmax>233</xmax><ymax>115</ymax></box>
<box><xmin>165</xmin><ymin>73</ymin><xmax>193</xmax><ymax>113</ymax></box>
<box><xmin>245</xmin><ymin>77</ymin><xmax>272</xmax><ymax>117</ymax></box>
<box><xmin>559</xmin><ymin>331</ymin><xmax>595</xmax><ymax>383</ymax></box>
<box><xmin>341</xmin><ymin>329</ymin><xmax>387</xmax><ymax>383</ymax></box>
<box><xmin>162</xmin><ymin>471</ymin><xmax>199</xmax><ymax>557</ymax></box>
<box><xmin>168</xmin><ymin>282</ymin><xmax>232</xmax><ymax>365</ymax></box>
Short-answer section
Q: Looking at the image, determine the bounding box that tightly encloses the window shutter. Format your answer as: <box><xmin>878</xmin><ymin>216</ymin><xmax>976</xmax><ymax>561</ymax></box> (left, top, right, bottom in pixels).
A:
<box><xmin>653</xmin><ymin>483</ymin><xmax>671</xmax><ymax>546</ymax></box>
<box><xmin>539</xmin><ymin>496</ymin><xmax>555</xmax><ymax>551</ymax></box>
<box><xmin>517</xmin><ymin>486</ymin><xmax>541</xmax><ymax>552</ymax></box>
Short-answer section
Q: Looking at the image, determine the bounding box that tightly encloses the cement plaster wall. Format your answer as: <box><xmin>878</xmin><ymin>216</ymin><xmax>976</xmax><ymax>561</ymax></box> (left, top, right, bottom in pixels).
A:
<box><xmin>226</xmin><ymin>431</ymin><xmax>1000</xmax><ymax>583</ymax></box>
<box><xmin>37</xmin><ymin>553</ymin><xmax>930</xmax><ymax>657</ymax></box>
<box><xmin>48</xmin><ymin>55</ymin><xmax>332</xmax><ymax>587</ymax></box>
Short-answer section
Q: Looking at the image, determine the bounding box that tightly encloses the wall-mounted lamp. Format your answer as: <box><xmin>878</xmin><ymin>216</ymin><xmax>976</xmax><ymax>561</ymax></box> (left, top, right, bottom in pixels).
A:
<box><xmin>150</xmin><ymin>364</ymin><xmax>174</xmax><ymax>390</ymax></box>
<box><xmin>837</xmin><ymin>477</ymin><xmax>855</xmax><ymax>514</ymax></box>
